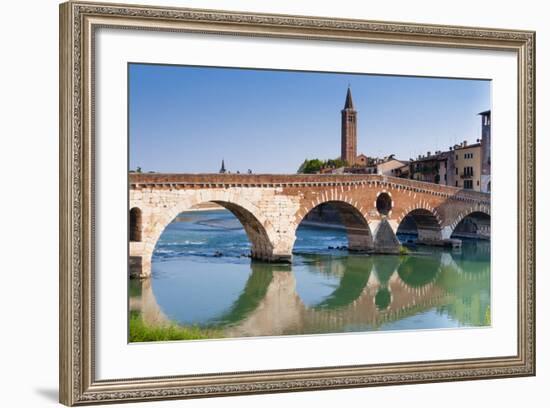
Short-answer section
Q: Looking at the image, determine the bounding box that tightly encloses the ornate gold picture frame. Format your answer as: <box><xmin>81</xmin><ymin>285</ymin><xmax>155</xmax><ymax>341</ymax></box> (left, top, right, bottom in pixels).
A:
<box><xmin>59</xmin><ymin>1</ymin><xmax>535</xmax><ymax>405</ymax></box>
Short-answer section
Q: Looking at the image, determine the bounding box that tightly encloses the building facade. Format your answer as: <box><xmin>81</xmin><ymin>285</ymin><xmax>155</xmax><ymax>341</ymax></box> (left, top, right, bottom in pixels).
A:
<box><xmin>405</xmin><ymin>151</ymin><xmax>450</xmax><ymax>185</ymax></box>
<box><xmin>376</xmin><ymin>157</ymin><xmax>408</xmax><ymax>176</ymax></box>
<box><xmin>451</xmin><ymin>142</ymin><xmax>482</xmax><ymax>191</ymax></box>
<box><xmin>356</xmin><ymin>153</ymin><xmax>369</xmax><ymax>167</ymax></box>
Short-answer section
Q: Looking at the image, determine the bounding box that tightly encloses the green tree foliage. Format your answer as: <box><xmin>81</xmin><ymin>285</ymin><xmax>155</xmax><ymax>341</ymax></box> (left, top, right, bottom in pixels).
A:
<box><xmin>326</xmin><ymin>158</ymin><xmax>348</xmax><ymax>168</ymax></box>
<box><xmin>297</xmin><ymin>159</ymin><xmax>308</xmax><ymax>173</ymax></box>
<box><xmin>302</xmin><ymin>159</ymin><xmax>324</xmax><ymax>173</ymax></box>
<box><xmin>298</xmin><ymin>158</ymin><xmax>348</xmax><ymax>174</ymax></box>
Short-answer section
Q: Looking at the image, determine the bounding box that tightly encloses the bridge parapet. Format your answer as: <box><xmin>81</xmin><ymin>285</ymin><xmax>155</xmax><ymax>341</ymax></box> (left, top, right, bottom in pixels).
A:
<box><xmin>130</xmin><ymin>173</ymin><xmax>490</xmax><ymax>205</ymax></box>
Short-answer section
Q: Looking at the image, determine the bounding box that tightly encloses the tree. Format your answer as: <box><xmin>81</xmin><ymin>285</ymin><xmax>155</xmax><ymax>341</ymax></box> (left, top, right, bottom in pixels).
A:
<box><xmin>326</xmin><ymin>158</ymin><xmax>347</xmax><ymax>168</ymax></box>
<box><xmin>301</xmin><ymin>159</ymin><xmax>324</xmax><ymax>174</ymax></box>
<box><xmin>298</xmin><ymin>157</ymin><xmax>348</xmax><ymax>174</ymax></box>
<box><xmin>297</xmin><ymin>159</ymin><xmax>309</xmax><ymax>173</ymax></box>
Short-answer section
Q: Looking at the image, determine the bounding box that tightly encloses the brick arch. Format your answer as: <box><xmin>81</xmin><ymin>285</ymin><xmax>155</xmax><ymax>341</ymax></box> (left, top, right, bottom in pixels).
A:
<box><xmin>394</xmin><ymin>201</ymin><xmax>443</xmax><ymax>228</ymax></box>
<box><xmin>140</xmin><ymin>191</ymin><xmax>280</xmax><ymax>276</ymax></box>
<box><xmin>294</xmin><ymin>191</ymin><xmax>371</xmax><ymax>226</ymax></box>
<box><xmin>394</xmin><ymin>203</ymin><xmax>444</xmax><ymax>243</ymax></box>
<box><xmin>447</xmin><ymin>206</ymin><xmax>491</xmax><ymax>236</ymax></box>
<box><xmin>293</xmin><ymin>193</ymin><xmax>373</xmax><ymax>252</ymax></box>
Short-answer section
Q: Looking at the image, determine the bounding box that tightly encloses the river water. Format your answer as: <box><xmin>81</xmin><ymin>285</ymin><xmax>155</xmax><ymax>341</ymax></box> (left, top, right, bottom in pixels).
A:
<box><xmin>130</xmin><ymin>209</ymin><xmax>490</xmax><ymax>339</ymax></box>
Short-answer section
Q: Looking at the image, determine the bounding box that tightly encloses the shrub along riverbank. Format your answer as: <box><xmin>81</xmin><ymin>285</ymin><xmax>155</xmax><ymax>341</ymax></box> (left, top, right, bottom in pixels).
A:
<box><xmin>129</xmin><ymin>312</ymin><xmax>223</xmax><ymax>342</ymax></box>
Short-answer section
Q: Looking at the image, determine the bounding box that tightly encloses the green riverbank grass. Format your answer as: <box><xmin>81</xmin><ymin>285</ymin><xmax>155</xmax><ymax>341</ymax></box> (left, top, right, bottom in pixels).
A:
<box><xmin>129</xmin><ymin>312</ymin><xmax>223</xmax><ymax>342</ymax></box>
<box><xmin>484</xmin><ymin>305</ymin><xmax>491</xmax><ymax>326</ymax></box>
<box><xmin>399</xmin><ymin>245</ymin><xmax>411</xmax><ymax>256</ymax></box>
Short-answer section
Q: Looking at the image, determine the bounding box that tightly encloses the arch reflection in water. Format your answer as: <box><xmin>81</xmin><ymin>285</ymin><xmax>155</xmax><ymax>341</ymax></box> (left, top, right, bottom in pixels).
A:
<box><xmin>129</xmin><ymin>208</ymin><xmax>490</xmax><ymax>342</ymax></box>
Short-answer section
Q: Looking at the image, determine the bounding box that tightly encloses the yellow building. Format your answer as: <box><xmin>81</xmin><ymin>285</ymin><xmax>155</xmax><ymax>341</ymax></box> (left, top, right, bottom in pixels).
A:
<box><xmin>452</xmin><ymin>142</ymin><xmax>482</xmax><ymax>191</ymax></box>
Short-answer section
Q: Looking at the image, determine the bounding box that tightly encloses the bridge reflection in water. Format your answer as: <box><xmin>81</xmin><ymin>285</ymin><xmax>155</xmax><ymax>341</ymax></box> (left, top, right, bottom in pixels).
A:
<box><xmin>129</xmin><ymin>242</ymin><xmax>490</xmax><ymax>339</ymax></box>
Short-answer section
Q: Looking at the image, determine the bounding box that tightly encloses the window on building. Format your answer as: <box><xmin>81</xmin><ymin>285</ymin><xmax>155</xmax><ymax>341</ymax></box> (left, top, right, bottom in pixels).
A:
<box><xmin>455</xmin><ymin>168</ymin><xmax>458</xmax><ymax>175</ymax></box>
<box><xmin>456</xmin><ymin>154</ymin><xmax>458</xmax><ymax>160</ymax></box>
<box><xmin>455</xmin><ymin>181</ymin><xmax>458</xmax><ymax>187</ymax></box>
<box><xmin>464</xmin><ymin>180</ymin><xmax>473</xmax><ymax>189</ymax></box>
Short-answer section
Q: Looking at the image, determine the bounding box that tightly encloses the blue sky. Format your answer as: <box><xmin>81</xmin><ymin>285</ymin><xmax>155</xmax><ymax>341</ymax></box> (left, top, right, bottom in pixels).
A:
<box><xmin>129</xmin><ymin>63</ymin><xmax>490</xmax><ymax>174</ymax></box>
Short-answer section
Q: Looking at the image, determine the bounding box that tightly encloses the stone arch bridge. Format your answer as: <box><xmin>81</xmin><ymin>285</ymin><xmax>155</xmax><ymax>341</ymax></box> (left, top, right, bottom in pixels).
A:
<box><xmin>129</xmin><ymin>173</ymin><xmax>490</xmax><ymax>278</ymax></box>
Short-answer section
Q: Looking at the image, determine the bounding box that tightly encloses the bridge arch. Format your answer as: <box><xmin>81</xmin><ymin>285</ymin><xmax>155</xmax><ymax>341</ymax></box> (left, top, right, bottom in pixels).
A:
<box><xmin>449</xmin><ymin>208</ymin><xmax>491</xmax><ymax>240</ymax></box>
<box><xmin>395</xmin><ymin>205</ymin><xmax>443</xmax><ymax>244</ymax></box>
<box><xmin>138</xmin><ymin>191</ymin><xmax>282</xmax><ymax>278</ymax></box>
<box><xmin>211</xmin><ymin>201</ymin><xmax>275</xmax><ymax>260</ymax></box>
<box><xmin>293</xmin><ymin>198</ymin><xmax>373</xmax><ymax>252</ymax></box>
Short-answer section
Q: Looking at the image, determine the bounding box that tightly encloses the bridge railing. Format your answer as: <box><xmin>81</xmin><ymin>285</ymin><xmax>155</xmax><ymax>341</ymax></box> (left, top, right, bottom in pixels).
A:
<box><xmin>129</xmin><ymin>173</ymin><xmax>490</xmax><ymax>202</ymax></box>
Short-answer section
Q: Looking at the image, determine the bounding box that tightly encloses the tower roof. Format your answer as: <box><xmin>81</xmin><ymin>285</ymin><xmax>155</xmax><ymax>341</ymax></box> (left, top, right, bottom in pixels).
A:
<box><xmin>219</xmin><ymin>159</ymin><xmax>226</xmax><ymax>173</ymax></box>
<box><xmin>344</xmin><ymin>87</ymin><xmax>354</xmax><ymax>110</ymax></box>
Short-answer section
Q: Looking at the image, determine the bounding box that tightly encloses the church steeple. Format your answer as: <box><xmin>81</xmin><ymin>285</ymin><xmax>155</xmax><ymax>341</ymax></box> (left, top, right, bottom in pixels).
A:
<box><xmin>341</xmin><ymin>87</ymin><xmax>358</xmax><ymax>166</ymax></box>
<box><xmin>344</xmin><ymin>86</ymin><xmax>354</xmax><ymax>109</ymax></box>
<box><xmin>219</xmin><ymin>159</ymin><xmax>226</xmax><ymax>174</ymax></box>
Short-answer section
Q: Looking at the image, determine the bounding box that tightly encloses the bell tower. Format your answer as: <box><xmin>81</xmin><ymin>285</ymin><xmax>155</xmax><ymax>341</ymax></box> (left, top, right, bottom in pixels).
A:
<box><xmin>341</xmin><ymin>87</ymin><xmax>357</xmax><ymax>165</ymax></box>
<box><xmin>479</xmin><ymin>110</ymin><xmax>491</xmax><ymax>192</ymax></box>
